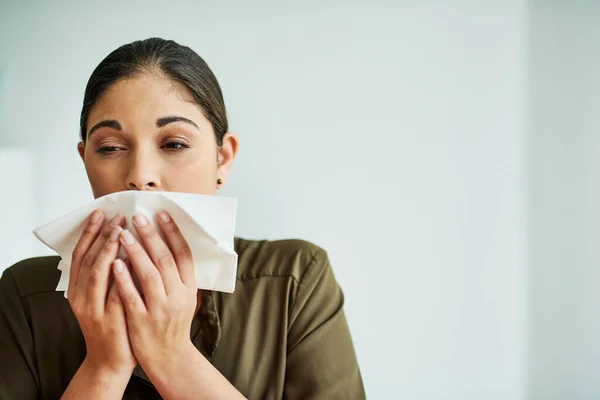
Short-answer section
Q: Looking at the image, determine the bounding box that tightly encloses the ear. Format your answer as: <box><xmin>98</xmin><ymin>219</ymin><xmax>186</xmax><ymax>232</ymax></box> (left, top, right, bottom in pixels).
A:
<box><xmin>77</xmin><ymin>141</ymin><xmax>85</xmax><ymax>162</ymax></box>
<box><xmin>216</xmin><ymin>132</ymin><xmax>239</xmax><ymax>187</ymax></box>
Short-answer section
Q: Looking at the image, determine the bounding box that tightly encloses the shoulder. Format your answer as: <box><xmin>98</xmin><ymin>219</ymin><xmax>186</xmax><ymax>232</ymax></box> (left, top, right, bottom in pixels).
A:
<box><xmin>1</xmin><ymin>256</ymin><xmax>61</xmax><ymax>298</ymax></box>
<box><xmin>234</xmin><ymin>237</ymin><xmax>330</xmax><ymax>284</ymax></box>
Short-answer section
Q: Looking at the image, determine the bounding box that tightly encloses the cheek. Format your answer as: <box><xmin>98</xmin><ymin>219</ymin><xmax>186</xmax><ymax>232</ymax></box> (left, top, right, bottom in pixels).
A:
<box><xmin>164</xmin><ymin>151</ymin><xmax>218</xmax><ymax>194</ymax></box>
<box><xmin>84</xmin><ymin>158</ymin><xmax>127</xmax><ymax>196</ymax></box>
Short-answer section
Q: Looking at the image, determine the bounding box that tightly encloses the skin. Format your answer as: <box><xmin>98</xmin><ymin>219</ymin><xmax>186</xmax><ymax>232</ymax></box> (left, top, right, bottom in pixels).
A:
<box><xmin>61</xmin><ymin>72</ymin><xmax>243</xmax><ymax>400</ymax></box>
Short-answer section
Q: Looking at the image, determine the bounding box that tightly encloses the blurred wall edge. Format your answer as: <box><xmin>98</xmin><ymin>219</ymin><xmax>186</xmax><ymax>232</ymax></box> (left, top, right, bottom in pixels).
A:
<box><xmin>528</xmin><ymin>1</ymin><xmax>600</xmax><ymax>399</ymax></box>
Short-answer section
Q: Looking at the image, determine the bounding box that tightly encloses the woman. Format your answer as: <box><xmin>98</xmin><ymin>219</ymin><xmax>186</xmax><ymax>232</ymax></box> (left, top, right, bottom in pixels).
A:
<box><xmin>0</xmin><ymin>38</ymin><xmax>364</xmax><ymax>399</ymax></box>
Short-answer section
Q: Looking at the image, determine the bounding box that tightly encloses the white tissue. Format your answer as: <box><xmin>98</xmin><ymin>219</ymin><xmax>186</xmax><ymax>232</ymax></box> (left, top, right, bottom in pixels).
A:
<box><xmin>33</xmin><ymin>191</ymin><xmax>238</xmax><ymax>295</ymax></box>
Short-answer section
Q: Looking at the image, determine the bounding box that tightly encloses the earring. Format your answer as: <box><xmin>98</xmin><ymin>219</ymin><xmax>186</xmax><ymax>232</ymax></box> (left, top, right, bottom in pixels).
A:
<box><xmin>217</xmin><ymin>178</ymin><xmax>223</xmax><ymax>185</ymax></box>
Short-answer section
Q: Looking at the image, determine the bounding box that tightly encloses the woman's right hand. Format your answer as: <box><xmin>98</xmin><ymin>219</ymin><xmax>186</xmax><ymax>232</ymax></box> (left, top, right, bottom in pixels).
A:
<box><xmin>67</xmin><ymin>209</ymin><xmax>137</xmax><ymax>376</ymax></box>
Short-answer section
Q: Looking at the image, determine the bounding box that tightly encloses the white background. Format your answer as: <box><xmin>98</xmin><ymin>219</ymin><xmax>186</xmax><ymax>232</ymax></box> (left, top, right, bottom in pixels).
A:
<box><xmin>0</xmin><ymin>1</ymin><xmax>598</xmax><ymax>398</ymax></box>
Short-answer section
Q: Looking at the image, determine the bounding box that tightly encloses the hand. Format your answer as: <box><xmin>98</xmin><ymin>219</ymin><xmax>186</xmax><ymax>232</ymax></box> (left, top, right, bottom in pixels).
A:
<box><xmin>112</xmin><ymin>211</ymin><xmax>199</xmax><ymax>372</ymax></box>
<box><xmin>67</xmin><ymin>210</ymin><xmax>137</xmax><ymax>376</ymax></box>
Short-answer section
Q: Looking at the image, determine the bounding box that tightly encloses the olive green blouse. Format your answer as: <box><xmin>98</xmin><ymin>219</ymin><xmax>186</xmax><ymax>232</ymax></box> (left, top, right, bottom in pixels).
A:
<box><xmin>0</xmin><ymin>238</ymin><xmax>365</xmax><ymax>399</ymax></box>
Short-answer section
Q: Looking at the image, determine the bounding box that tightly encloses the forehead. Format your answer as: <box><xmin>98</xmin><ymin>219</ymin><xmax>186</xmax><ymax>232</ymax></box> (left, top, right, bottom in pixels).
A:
<box><xmin>87</xmin><ymin>73</ymin><xmax>208</xmax><ymax>128</ymax></box>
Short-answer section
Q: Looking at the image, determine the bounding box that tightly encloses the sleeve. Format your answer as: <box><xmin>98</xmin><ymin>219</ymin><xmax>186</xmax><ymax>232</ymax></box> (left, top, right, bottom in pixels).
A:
<box><xmin>284</xmin><ymin>249</ymin><xmax>365</xmax><ymax>399</ymax></box>
<box><xmin>0</xmin><ymin>267</ymin><xmax>40</xmax><ymax>400</ymax></box>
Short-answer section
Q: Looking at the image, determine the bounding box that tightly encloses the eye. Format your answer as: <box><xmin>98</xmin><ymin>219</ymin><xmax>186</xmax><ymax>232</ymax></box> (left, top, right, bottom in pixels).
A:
<box><xmin>162</xmin><ymin>141</ymin><xmax>190</xmax><ymax>152</ymax></box>
<box><xmin>96</xmin><ymin>145</ymin><xmax>125</xmax><ymax>154</ymax></box>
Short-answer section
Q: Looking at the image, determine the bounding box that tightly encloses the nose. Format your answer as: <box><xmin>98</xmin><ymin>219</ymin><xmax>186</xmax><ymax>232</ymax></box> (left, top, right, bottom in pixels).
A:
<box><xmin>125</xmin><ymin>150</ymin><xmax>161</xmax><ymax>191</ymax></box>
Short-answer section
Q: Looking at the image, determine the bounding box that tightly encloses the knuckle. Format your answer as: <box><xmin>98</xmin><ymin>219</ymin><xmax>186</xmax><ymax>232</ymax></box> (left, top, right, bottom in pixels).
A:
<box><xmin>100</xmin><ymin>224</ymin><xmax>113</xmax><ymax>238</ymax></box>
<box><xmin>67</xmin><ymin>295</ymin><xmax>78</xmax><ymax>309</ymax></box>
<box><xmin>87</xmin><ymin>268</ymin><xmax>103</xmax><ymax>286</ymax></box>
<box><xmin>71</xmin><ymin>305</ymin><xmax>83</xmax><ymax>317</ymax></box>
<box><xmin>108</xmin><ymin>292</ymin><xmax>121</xmax><ymax>306</ymax></box>
<box><xmin>123</xmin><ymin>292</ymin><xmax>138</xmax><ymax>307</ymax></box>
<box><xmin>144</xmin><ymin>228</ymin><xmax>158</xmax><ymax>240</ymax></box>
<box><xmin>163</xmin><ymin>222</ymin><xmax>178</xmax><ymax>234</ymax></box>
<box><xmin>71</xmin><ymin>248</ymin><xmax>85</xmax><ymax>263</ymax></box>
<box><xmin>156</xmin><ymin>252</ymin><xmax>175</xmax><ymax>270</ymax></box>
<box><xmin>81</xmin><ymin>223</ymin><xmax>97</xmax><ymax>235</ymax></box>
<box><xmin>81</xmin><ymin>253</ymin><xmax>94</xmax><ymax>269</ymax></box>
<box><xmin>142</xmin><ymin>269</ymin><xmax>160</xmax><ymax>285</ymax></box>
<box><xmin>178</xmin><ymin>245</ymin><xmax>193</xmax><ymax>259</ymax></box>
<box><xmin>71</xmin><ymin>300</ymin><xmax>90</xmax><ymax>318</ymax></box>
<box><xmin>102</xmin><ymin>237</ymin><xmax>116</xmax><ymax>252</ymax></box>
<box><xmin>88</xmin><ymin>311</ymin><xmax>102</xmax><ymax>324</ymax></box>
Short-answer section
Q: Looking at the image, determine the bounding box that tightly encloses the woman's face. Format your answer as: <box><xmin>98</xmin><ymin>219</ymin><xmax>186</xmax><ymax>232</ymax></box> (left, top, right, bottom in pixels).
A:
<box><xmin>78</xmin><ymin>73</ymin><xmax>237</xmax><ymax>198</ymax></box>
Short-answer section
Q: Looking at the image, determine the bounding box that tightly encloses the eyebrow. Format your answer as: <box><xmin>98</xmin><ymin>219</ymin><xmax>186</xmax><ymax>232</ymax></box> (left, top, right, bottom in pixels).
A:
<box><xmin>87</xmin><ymin>120</ymin><xmax>122</xmax><ymax>137</ymax></box>
<box><xmin>87</xmin><ymin>115</ymin><xmax>200</xmax><ymax>138</ymax></box>
<box><xmin>156</xmin><ymin>116</ymin><xmax>200</xmax><ymax>130</ymax></box>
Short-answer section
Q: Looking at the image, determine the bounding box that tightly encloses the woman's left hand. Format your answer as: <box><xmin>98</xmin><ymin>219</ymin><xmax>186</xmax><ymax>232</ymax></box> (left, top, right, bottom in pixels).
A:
<box><xmin>112</xmin><ymin>210</ymin><xmax>199</xmax><ymax>371</ymax></box>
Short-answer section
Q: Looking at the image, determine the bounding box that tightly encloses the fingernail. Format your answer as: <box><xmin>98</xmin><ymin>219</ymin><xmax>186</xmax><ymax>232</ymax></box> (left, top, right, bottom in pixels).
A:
<box><xmin>120</xmin><ymin>230</ymin><xmax>136</xmax><ymax>245</ymax></box>
<box><xmin>110</xmin><ymin>213</ymin><xmax>123</xmax><ymax>227</ymax></box>
<box><xmin>89</xmin><ymin>210</ymin><xmax>101</xmax><ymax>225</ymax></box>
<box><xmin>114</xmin><ymin>259</ymin><xmax>124</xmax><ymax>273</ymax></box>
<box><xmin>133</xmin><ymin>213</ymin><xmax>148</xmax><ymax>227</ymax></box>
<box><xmin>158</xmin><ymin>211</ymin><xmax>170</xmax><ymax>223</ymax></box>
<box><xmin>109</xmin><ymin>226</ymin><xmax>121</xmax><ymax>242</ymax></box>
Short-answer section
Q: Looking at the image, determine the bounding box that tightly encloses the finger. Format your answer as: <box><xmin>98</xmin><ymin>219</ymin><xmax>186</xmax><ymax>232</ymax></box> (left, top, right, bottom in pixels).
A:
<box><xmin>69</xmin><ymin>209</ymin><xmax>104</xmax><ymax>290</ymax></box>
<box><xmin>77</xmin><ymin>214</ymin><xmax>125</xmax><ymax>289</ymax></box>
<box><xmin>156</xmin><ymin>211</ymin><xmax>195</xmax><ymax>287</ymax></box>
<box><xmin>132</xmin><ymin>212</ymin><xmax>182</xmax><ymax>294</ymax></box>
<box><xmin>113</xmin><ymin>259</ymin><xmax>146</xmax><ymax>315</ymax></box>
<box><xmin>105</xmin><ymin>280</ymin><xmax>124</xmax><ymax>314</ymax></box>
<box><xmin>85</xmin><ymin>225</ymin><xmax>123</xmax><ymax>313</ymax></box>
<box><xmin>119</xmin><ymin>229</ymin><xmax>166</xmax><ymax>307</ymax></box>
<box><xmin>124</xmin><ymin>259</ymin><xmax>143</xmax><ymax>297</ymax></box>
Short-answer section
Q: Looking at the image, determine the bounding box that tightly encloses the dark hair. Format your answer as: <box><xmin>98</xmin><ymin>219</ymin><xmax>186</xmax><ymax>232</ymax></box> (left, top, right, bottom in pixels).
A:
<box><xmin>80</xmin><ymin>37</ymin><xmax>228</xmax><ymax>145</ymax></box>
